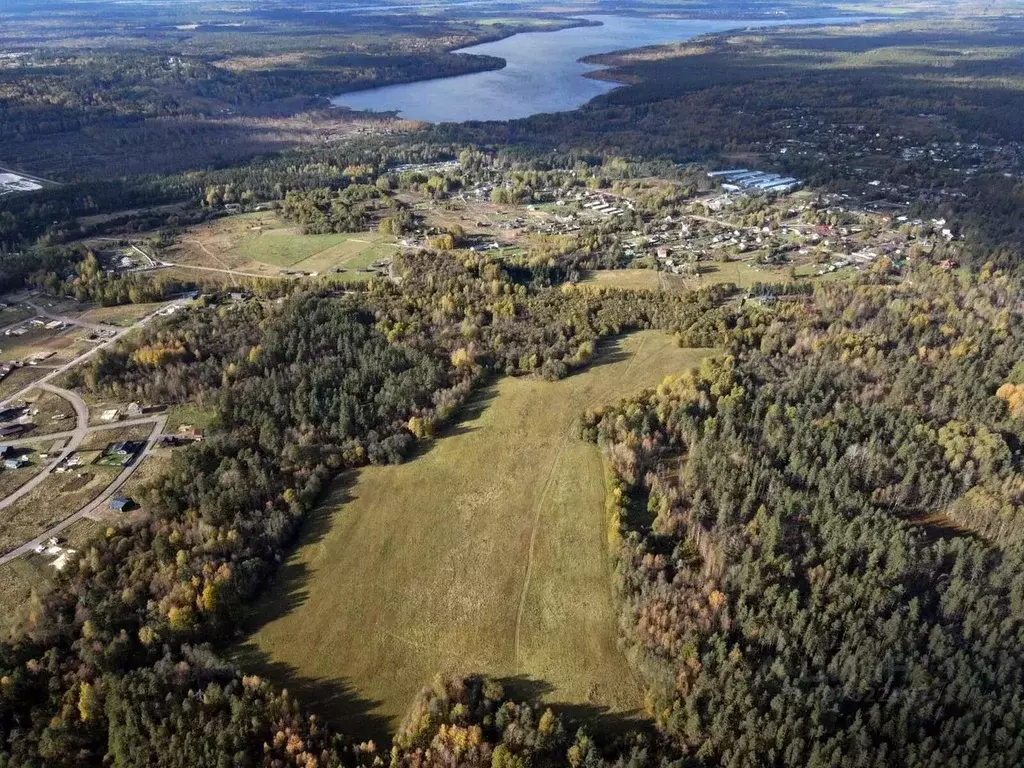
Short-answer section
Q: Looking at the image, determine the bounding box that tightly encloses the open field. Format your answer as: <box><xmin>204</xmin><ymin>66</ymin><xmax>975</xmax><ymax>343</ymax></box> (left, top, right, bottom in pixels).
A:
<box><xmin>0</xmin><ymin>466</ymin><xmax>119</xmax><ymax>555</ymax></box>
<box><xmin>240</xmin><ymin>332</ymin><xmax>713</xmax><ymax>740</ymax></box>
<box><xmin>76</xmin><ymin>301</ymin><xmax>168</xmax><ymax>328</ymax></box>
<box><xmin>581</xmin><ymin>269</ymin><xmax>681</xmax><ymax>291</ymax></box>
<box><xmin>163</xmin><ymin>212</ymin><xmax>397</xmax><ymax>280</ymax></box>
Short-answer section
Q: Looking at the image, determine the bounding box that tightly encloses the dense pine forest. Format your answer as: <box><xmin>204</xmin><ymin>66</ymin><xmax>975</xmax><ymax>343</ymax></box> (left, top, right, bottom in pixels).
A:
<box><xmin>582</xmin><ymin>266</ymin><xmax>1024</xmax><ymax>766</ymax></box>
<box><xmin>2</xmin><ymin>8</ymin><xmax>1024</xmax><ymax>768</ymax></box>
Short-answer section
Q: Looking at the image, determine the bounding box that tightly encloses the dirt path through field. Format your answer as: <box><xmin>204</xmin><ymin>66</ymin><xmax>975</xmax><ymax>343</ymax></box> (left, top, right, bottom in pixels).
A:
<box><xmin>240</xmin><ymin>332</ymin><xmax>713</xmax><ymax>741</ymax></box>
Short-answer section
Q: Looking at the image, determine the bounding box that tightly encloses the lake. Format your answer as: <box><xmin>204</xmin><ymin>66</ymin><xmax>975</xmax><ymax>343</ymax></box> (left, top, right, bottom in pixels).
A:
<box><xmin>331</xmin><ymin>15</ymin><xmax>861</xmax><ymax>123</ymax></box>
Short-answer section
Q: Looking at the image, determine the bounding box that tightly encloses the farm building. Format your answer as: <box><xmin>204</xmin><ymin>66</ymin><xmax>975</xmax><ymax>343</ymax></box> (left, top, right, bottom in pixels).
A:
<box><xmin>708</xmin><ymin>169</ymin><xmax>802</xmax><ymax>194</ymax></box>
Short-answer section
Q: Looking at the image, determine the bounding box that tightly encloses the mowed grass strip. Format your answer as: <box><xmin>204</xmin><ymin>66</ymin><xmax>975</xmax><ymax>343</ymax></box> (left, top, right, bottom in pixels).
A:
<box><xmin>239</xmin><ymin>332</ymin><xmax>713</xmax><ymax>739</ymax></box>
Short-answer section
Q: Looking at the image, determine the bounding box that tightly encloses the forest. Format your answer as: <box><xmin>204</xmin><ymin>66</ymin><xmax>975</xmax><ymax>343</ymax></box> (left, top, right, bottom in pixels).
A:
<box><xmin>580</xmin><ymin>263</ymin><xmax>1024</xmax><ymax>766</ymax></box>
<box><xmin>1</xmin><ymin>10</ymin><xmax>1023</xmax><ymax>768</ymax></box>
<box><xmin>0</xmin><ymin>3</ymin><xmax>583</xmax><ymax>179</ymax></box>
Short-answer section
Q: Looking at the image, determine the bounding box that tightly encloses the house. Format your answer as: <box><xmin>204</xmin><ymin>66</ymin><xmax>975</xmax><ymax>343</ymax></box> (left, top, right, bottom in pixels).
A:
<box><xmin>100</xmin><ymin>408</ymin><xmax>121</xmax><ymax>422</ymax></box>
<box><xmin>177</xmin><ymin>424</ymin><xmax>203</xmax><ymax>441</ymax></box>
<box><xmin>0</xmin><ymin>406</ymin><xmax>25</xmax><ymax>422</ymax></box>
<box><xmin>126</xmin><ymin>402</ymin><xmax>143</xmax><ymax>418</ymax></box>
<box><xmin>109</xmin><ymin>496</ymin><xmax>134</xmax><ymax>512</ymax></box>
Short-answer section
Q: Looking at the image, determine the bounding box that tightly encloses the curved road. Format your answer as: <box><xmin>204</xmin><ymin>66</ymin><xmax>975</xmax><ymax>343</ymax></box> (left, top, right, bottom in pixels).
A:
<box><xmin>0</xmin><ymin>297</ymin><xmax>185</xmax><ymax>564</ymax></box>
<box><xmin>0</xmin><ymin>415</ymin><xmax>167</xmax><ymax>449</ymax></box>
<box><xmin>0</xmin><ymin>415</ymin><xmax>166</xmax><ymax>566</ymax></box>
<box><xmin>0</xmin><ymin>299</ymin><xmax>184</xmax><ymax>411</ymax></box>
<box><xmin>0</xmin><ymin>382</ymin><xmax>89</xmax><ymax>512</ymax></box>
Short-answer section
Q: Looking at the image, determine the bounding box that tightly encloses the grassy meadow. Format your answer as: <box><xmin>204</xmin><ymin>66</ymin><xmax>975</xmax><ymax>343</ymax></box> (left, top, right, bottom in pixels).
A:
<box><xmin>239</xmin><ymin>332</ymin><xmax>713</xmax><ymax>739</ymax></box>
<box><xmin>165</xmin><ymin>212</ymin><xmax>396</xmax><ymax>279</ymax></box>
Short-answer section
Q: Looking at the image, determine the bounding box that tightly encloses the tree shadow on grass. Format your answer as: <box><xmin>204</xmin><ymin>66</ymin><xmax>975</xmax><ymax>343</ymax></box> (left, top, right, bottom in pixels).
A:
<box><xmin>497</xmin><ymin>674</ymin><xmax>652</xmax><ymax>742</ymax></box>
<box><xmin>238</xmin><ymin>473</ymin><xmax>358</xmax><ymax>631</ymax></box>
<box><xmin>234</xmin><ymin>642</ymin><xmax>393</xmax><ymax>744</ymax></box>
<box><xmin>410</xmin><ymin>380</ymin><xmax>499</xmax><ymax>448</ymax></box>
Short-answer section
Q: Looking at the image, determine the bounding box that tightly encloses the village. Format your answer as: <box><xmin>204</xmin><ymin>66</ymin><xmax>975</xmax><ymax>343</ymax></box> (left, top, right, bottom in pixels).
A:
<box><xmin>0</xmin><ymin>292</ymin><xmax>201</xmax><ymax>575</ymax></box>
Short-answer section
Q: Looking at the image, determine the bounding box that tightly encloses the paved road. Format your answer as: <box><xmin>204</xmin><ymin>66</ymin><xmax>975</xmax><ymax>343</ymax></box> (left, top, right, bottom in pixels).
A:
<box><xmin>0</xmin><ymin>383</ymin><xmax>89</xmax><ymax>513</ymax></box>
<box><xmin>0</xmin><ymin>299</ymin><xmax>184</xmax><ymax>411</ymax></box>
<box><xmin>0</xmin><ymin>415</ymin><xmax>167</xmax><ymax>566</ymax></box>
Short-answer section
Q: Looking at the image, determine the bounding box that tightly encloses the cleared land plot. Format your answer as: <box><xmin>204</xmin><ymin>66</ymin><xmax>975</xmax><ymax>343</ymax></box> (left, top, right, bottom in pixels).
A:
<box><xmin>240</xmin><ymin>332</ymin><xmax>713</xmax><ymax>740</ymax></box>
<box><xmin>115</xmin><ymin>453</ymin><xmax>173</xmax><ymax>512</ymax></box>
<box><xmin>22</xmin><ymin>388</ymin><xmax>76</xmax><ymax>436</ymax></box>
<box><xmin>77</xmin><ymin>301</ymin><xmax>167</xmax><ymax>328</ymax></box>
<box><xmin>0</xmin><ymin>556</ymin><xmax>47</xmax><ymax>635</ymax></box>
<box><xmin>0</xmin><ymin>367</ymin><xmax>48</xmax><ymax>401</ymax></box>
<box><xmin>0</xmin><ymin>325</ymin><xmax>85</xmax><ymax>366</ymax></box>
<box><xmin>0</xmin><ymin>445</ymin><xmax>47</xmax><ymax>498</ymax></box>
<box><xmin>0</xmin><ymin>518</ymin><xmax>104</xmax><ymax>635</ymax></box>
<box><xmin>164</xmin><ymin>404</ymin><xmax>218</xmax><ymax>433</ymax></box>
<box><xmin>0</xmin><ymin>306</ymin><xmax>32</xmax><ymax>328</ymax></box>
<box><xmin>0</xmin><ymin>466</ymin><xmax>119</xmax><ymax>555</ymax></box>
<box><xmin>79</xmin><ymin>424</ymin><xmax>155</xmax><ymax>451</ymax></box>
<box><xmin>164</xmin><ymin>212</ymin><xmax>396</xmax><ymax>280</ymax></box>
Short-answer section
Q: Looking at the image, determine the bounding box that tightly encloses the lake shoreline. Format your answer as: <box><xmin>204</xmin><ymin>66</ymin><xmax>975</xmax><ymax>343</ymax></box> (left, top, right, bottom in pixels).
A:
<box><xmin>331</xmin><ymin>15</ymin><xmax>873</xmax><ymax>123</ymax></box>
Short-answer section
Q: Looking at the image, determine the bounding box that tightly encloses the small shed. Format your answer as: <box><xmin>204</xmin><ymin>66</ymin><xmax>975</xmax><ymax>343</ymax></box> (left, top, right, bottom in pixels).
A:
<box><xmin>109</xmin><ymin>496</ymin><xmax>134</xmax><ymax>512</ymax></box>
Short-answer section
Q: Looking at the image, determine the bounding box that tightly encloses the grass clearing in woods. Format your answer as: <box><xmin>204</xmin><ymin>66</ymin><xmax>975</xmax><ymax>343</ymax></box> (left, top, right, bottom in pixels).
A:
<box><xmin>164</xmin><ymin>212</ymin><xmax>396</xmax><ymax>278</ymax></box>
<box><xmin>239</xmin><ymin>331</ymin><xmax>714</xmax><ymax>740</ymax></box>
